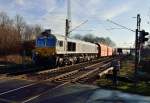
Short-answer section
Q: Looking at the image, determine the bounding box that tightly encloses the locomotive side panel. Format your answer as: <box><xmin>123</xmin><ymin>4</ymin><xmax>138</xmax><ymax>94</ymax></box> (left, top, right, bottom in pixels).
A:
<box><xmin>76</xmin><ymin>41</ymin><xmax>98</xmax><ymax>54</ymax></box>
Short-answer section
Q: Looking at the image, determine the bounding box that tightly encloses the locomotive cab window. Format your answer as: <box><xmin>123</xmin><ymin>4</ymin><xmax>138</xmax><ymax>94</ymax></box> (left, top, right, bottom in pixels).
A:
<box><xmin>67</xmin><ymin>42</ymin><xmax>76</xmax><ymax>51</ymax></box>
<box><xmin>57</xmin><ymin>41</ymin><xmax>63</xmax><ymax>47</ymax></box>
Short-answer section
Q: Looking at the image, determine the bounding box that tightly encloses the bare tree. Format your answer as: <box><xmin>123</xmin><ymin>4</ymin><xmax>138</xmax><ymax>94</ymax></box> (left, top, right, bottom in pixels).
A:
<box><xmin>0</xmin><ymin>12</ymin><xmax>11</xmax><ymax>28</ymax></box>
<box><xmin>14</xmin><ymin>14</ymin><xmax>26</xmax><ymax>40</ymax></box>
<box><xmin>72</xmin><ymin>34</ymin><xmax>83</xmax><ymax>40</ymax></box>
<box><xmin>23</xmin><ymin>24</ymin><xmax>42</xmax><ymax>41</ymax></box>
<box><xmin>0</xmin><ymin>12</ymin><xmax>22</xmax><ymax>55</ymax></box>
<box><xmin>82</xmin><ymin>34</ymin><xmax>95</xmax><ymax>43</ymax></box>
<box><xmin>34</xmin><ymin>24</ymin><xmax>42</xmax><ymax>37</ymax></box>
<box><xmin>0</xmin><ymin>12</ymin><xmax>12</xmax><ymax>54</ymax></box>
<box><xmin>24</xmin><ymin>25</ymin><xmax>34</xmax><ymax>41</ymax></box>
<box><xmin>72</xmin><ymin>33</ymin><xmax>116</xmax><ymax>47</ymax></box>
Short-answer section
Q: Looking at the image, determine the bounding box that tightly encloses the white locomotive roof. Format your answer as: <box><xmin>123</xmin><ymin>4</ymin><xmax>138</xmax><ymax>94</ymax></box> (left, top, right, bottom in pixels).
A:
<box><xmin>53</xmin><ymin>34</ymin><xmax>96</xmax><ymax>46</ymax></box>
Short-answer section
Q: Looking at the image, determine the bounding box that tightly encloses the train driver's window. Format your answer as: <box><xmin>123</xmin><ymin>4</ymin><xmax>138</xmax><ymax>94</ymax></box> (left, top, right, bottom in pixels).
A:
<box><xmin>58</xmin><ymin>41</ymin><xmax>63</xmax><ymax>47</ymax></box>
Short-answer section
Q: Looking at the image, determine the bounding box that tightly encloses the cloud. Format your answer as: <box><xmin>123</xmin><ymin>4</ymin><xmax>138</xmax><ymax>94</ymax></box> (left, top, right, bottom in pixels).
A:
<box><xmin>43</xmin><ymin>0</ymin><xmax>57</xmax><ymax>12</ymax></box>
<box><xmin>41</xmin><ymin>13</ymin><xmax>66</xmax><ymax>34</ymax></box>
<box><xmin>15</xmin><ymin>0</ymin><xmax>24</xmax><ymax>5</ymax></box>
<box><xmin>33</xmin><ymin>0</ymin><xmax>85</xmax><ymax>35</ymax></box>
<box><xmin>71</xmin><ymin>0</ymin><xmax>103</xmax><ymax>18</ymax></box>
<box><xmin>102</xmin><ymin>4</ymin><xmax>131</xmax><ymax>19</ymax></box>
<box><xmin>40</xmin><ymin>12</ymin><xmax>83</xmax><ymax>35</ymax></box>
<box><xmin>0</xmin><ymin>0</ymin><xmax>142</xmax><ymax>47</ymax></box>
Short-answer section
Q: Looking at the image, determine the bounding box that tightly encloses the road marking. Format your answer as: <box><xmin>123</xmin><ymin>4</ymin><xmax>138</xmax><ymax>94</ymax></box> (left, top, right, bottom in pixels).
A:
<box><xmin>0</xmin><ymin>82</ymin><xmax>37</xmax><ymax>96</ymax></box>
<box><xmin>22</xmin><ymin>82</ymin><xmax>69</xmax><ymax>103</ymax></box>
<box><xmin>0</xmin><ymin>70</ymin><xmax>77</xmax><ymax>96</ymax></box>
<box><xmin>0</xmin><ymin>98</ymin><xmax>15</xmax><ymax>103</ymax></box>
<box><xmin>0</xmin><ymin>64</ymin><xmax>6</xmax><ymax>67</ymax></box>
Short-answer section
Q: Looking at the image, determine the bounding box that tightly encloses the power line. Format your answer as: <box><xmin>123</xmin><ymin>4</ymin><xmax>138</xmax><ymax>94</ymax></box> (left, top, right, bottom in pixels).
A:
<box><xmin>107</xmin><ymin>19</ymin><xmax>135</xmax><ymax>32</ymax></box>
<box><xmin>69</xmin><ymin>20</ymin><xmax>88</xmax><ymax>33</ymax></box>
<box><xmin>106</xmin><ymin>27</ymin><xmax>126</xmax><ymax>30</ymax></box>
<box><xmin>73</xmin><ymin>29</ymin><xmax>93</xmax><ymax>31</ymax></box>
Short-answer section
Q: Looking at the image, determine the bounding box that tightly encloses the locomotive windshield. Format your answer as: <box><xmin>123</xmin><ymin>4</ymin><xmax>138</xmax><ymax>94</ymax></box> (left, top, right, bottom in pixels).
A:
<box><xmin>46</xmin><ymin>37</ymin><xmax>56</xmax><ymax>47</ymax></box>
<box><xmin>36</xmin><ymin>37</ymin><xmax>56</xmax><ymax>47</ymax></box>
<box><xmin>36</xmin><ymin>38</ymin><xmax>45</xmax><ymax>47</ymax></box>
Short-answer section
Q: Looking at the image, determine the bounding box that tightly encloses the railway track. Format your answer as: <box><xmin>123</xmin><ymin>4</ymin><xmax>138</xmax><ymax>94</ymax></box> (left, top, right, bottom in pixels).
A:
<box><xmin>50</xmin><ymin>60</ymin><xmax>111</xmax><ymax>84</ymax></box>
<box><xmin>22</xmin><ymin>57</ymin><xmax>112</xmax><ymax>81</ymax></box>
<box><xmin>0</xmin><ymin>58</ymin><xmax>114</xmax><ymax>103</ymax></box>
<box><xmin>5</xmin><ymin>57</ymin><xmax>110</xmax><ymax>76</ymax></box>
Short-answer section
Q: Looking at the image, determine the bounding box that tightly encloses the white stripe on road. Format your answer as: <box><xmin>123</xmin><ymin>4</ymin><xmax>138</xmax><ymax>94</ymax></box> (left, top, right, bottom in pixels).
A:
<box><xmin>0</xmin><ymin>82</ymin><xmax>37</xmax><ymax>96</ymax></box>
<box><xmin>22</xmin><ymin>82</ymin><xmax>69</xmax><ymax>103</ymax></box>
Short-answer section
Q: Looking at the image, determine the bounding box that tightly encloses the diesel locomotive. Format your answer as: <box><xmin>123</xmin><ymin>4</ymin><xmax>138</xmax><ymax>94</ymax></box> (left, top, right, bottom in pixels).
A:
<box><xmin>32</xmin><ymin>30</ymin><xmax>114</xmax><ymax>66</ymax></box>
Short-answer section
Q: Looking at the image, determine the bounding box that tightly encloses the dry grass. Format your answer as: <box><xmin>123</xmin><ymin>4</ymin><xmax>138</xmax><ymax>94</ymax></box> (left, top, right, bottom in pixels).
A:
<box><xmin>0</xmin><ymin>55</ymin><xmax>32</xmax><ymax>64</ymax></box>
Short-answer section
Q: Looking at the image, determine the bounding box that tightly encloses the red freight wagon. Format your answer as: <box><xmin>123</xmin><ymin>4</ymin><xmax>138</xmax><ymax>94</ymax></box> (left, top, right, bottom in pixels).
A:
<box><xmin>107</xmin><ymin>47</ymin><xmax>113</xmax><ymax>56</ymax></box>
<box><xmin>97</xmin><ymin>43</ymin><xmax>108</xmax><ymax>57</ymax></box>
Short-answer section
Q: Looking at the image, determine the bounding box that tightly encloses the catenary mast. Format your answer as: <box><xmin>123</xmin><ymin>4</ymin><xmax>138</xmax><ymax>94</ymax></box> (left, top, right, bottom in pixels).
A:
<box><xmin>65</xmin><ymin>0</ymin><xmax>71</xmax><ymax>54</ymax></box>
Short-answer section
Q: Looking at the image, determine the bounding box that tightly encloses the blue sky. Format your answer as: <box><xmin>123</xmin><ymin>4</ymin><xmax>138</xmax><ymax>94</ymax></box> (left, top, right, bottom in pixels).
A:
<box><xmin>0</xmin><ymin>0</ymin><xmax>150</xmax><ymax>47</ymax></box>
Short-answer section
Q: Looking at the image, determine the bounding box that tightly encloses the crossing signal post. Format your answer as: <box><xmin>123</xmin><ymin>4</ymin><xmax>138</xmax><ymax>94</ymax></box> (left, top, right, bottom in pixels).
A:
<box><xmin>134</xmin><ymin>14</ymin><xmax>141</xmax><ymax>87</ymax></box>
<box><xmin>134</xmin><ymin>15</ymin><xmax>149</xmax><ymax>87</ymax></box>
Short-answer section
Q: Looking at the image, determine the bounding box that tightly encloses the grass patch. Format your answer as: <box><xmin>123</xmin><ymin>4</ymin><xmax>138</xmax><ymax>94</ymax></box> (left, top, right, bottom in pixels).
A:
<box><xmin>118</xmin><ymin>82</ymin><xmax>150</xmax><ymax>96</ymax></box>
<box><xmin>96</xmin><ymin>55</ymin><xmax>150</xmax><ymax>96</ymax></box>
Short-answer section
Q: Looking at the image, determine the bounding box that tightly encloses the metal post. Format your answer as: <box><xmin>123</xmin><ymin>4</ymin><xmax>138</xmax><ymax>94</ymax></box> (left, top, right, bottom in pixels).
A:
<box><xmin>22</xmin><ymin>41</ymin><xmax>26</xmax><ymax>68</ymax></box>
<box><xmin>134</xmin><ymin>14</ymin><xmax>141</xmax><ymax>86</ymax></box>
<box><xmin>134</xmin><ymin>29</ymin><xmax>138</xmax><ymax>86</ymax></box>
<box><xmin>65</xmin><ymin>19</ymin><xmax>69</xmax><ymax>54</ymax></box>
<box><xmin>137</xmin><ymin>14</ymin><xmax>141</xmax><ymax>64</ymax></box>
<box><xmin>65</xmin><ymin>0</ymin><xmax>71</xmax><ymax>53</ymax></box>
<box><xmin>64</xmin><ymin>0</ymin><xmax>71</xmax><ymax>64</ymax></box>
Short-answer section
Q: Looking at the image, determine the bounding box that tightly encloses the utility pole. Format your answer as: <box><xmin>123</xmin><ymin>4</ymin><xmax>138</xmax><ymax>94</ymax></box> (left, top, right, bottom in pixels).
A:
<box><xmin>134</xmin><ymin>14</ymin><xmax>141</xmax><ymax>86</ymax></box>
<box><xmin>65</xmin><ymin>0</ymin><xmax>71</xmax><ymax>54</ymax></box>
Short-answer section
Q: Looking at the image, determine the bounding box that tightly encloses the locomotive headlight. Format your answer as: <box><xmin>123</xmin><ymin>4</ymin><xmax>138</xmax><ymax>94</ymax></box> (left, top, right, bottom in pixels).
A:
<box><xmin>35</xmin><ymin>52</ymin><xmax>39</xmax><ymax>55</ymax></box>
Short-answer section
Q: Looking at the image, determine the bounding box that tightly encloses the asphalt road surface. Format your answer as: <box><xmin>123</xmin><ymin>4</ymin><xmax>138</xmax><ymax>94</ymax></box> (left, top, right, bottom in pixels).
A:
<box><xmin>0</xmin><ymin>79</ymin><xmax>59</xmax><ymax>103</ymax></box>
<box><xmin>0</xmin><ymin>79</ymin><xmax>150</xmax><ymax>103</ymax></box>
